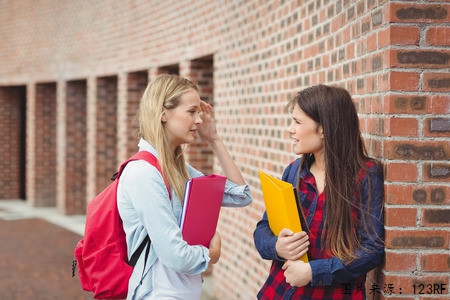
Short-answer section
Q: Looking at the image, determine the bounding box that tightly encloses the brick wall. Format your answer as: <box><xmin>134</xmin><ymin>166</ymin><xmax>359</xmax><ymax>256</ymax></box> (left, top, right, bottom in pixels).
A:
<box><xmin>0</xmin><ymin>0</ymin><xmax>448</xmax><ymax>299</ymax></box>
<box><xmin>0</xmin><ymin>87</ymin><xmax>25</xmax><ymax>199</ymax></box>
<box><xmin>379</xmin><ymin>2</ymin><xmax>450</xmax><ymax>297</ymax></box>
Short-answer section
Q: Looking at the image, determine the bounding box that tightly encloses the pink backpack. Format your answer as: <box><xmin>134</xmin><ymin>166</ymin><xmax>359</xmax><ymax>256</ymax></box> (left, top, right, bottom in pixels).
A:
<box><xmin>73</xmin><ymin>151</ymin><xmax>170</xmax><ymax>299</ymax></box>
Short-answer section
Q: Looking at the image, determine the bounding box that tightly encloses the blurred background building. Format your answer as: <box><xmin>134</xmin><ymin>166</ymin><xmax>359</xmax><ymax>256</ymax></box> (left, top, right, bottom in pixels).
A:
<box><xmin>0</xmin><ymin>0</ymin><xmax>449</xmax><ymax>299</ymax></box>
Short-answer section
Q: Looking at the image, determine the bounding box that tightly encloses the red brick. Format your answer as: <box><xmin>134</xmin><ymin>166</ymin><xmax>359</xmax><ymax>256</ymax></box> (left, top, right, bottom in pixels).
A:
<box><xmin>384</xmin><ymin>140</ymin><xmax>450</xmax><ymax>160</ymax></box>
<box><xmin>384</xmin><ymin>94</ymin><xmax>429</xmax><ymax>114</ymax></box>
<box><xmin>422</xmin><ymin>163</ymin><xmax>450</xmax><ymax>183</ymax></box>
<box><xmin>423</xmin><ymin>72</ymin><xmax>450</xmax><ymax>92</ymax></box>
<box><xmin>389</xmin><ymin>49</ymin><xmax>450</xmax><ymax>68</ymax></box>
<box><xmin>384</xmin><ymin>185</ymin><xmax>449</xmax><ymax>205</ymax></box>
<box><xmin>384</xmin><ymin>118</ymin><xmax>418</xmax><ymax>137</ymax></box>
<box><xmin>430</xmin><ymin>95</ymin><xmax>450</xmax><ymax>114</ymax></box>
<box><xmin>385</xmin><ymin>207</ymin><xmax>417</xmax><ymax>227</ymax></box>
<box><xmin>421</xmin><ymin>208</ymin><xmax>450</xmax><ymax>227</ymax></box>
<box><xmin>425</xmin><ymin>117</ymin><xmax>450</xmax><ymax>138</ymax></box>
<box><xmin>385</xmin><ymin>229</ymin><xmax>449</xmax><ymax>250</ymax></box>
<box><xmin>365</xmin><ymin>116</ymin><xmax>383</xmax><ymax>135</ymax></box>
<box><xmin>366</xmin><ymin>138</ymin><xmax>383</xmax><ymax>159</ymax></box>
<box><xmin>380</xmin><ymin>71</ymin><xmax>420</xmax><ymax>91</ymax></box>
<box><xmin>366</xmin><ymin>31</ymin><xmax>377</xmax><ymax>53</ymax></box>
<box><xmin>420</xmin><ymin>253</ymin><xmax>450</xmax><ymax>272</ymax></box>
<box><xmin>384</xmin><ymin>162</ymin><xmax>418</xmax><ymax>182</ymax></box>
<box><xmin>388</xmin><ymin>3</ymin><xmax>450</xmax><ymax>23</ymax></box>
<box><xmin>426</xmin><ymin>26</ymin><xmax>450</xmax><ymax>46</ymax></box>
<box><xmin>385</xmin><ymin>251</ymin><xmax>417</xmax><ymax>272</ymax></box>
<box><xmin>384</xmin><ymin>185</ymin><xmax>416</xmax><ymax>205</ymax></box>
<box><xmin>378</xmin><ymin>25</ymin><xmax>420</xmax><ymax>47</ymax></box>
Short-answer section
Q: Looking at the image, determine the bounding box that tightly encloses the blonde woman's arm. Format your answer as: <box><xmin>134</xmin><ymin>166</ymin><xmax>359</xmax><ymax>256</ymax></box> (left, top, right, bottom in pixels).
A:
<box><xmin>197</xmin><ymin>101</ymin><xmax>245</xmax><ymax>185</ymax></box>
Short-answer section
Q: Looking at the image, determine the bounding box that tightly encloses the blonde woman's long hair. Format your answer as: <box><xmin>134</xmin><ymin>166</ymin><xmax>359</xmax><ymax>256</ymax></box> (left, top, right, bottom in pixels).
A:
<box><xmin>137</xmin><ymin>74</ymin><xmax>198</xmax><ymax>201</ymax></box>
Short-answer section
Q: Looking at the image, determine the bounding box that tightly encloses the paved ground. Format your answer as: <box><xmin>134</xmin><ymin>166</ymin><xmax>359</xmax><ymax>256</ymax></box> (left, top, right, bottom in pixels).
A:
<box><xmin>0</xmin><ymin>200</ymin><xmax>215</xmax><ymax>300</ymax></box>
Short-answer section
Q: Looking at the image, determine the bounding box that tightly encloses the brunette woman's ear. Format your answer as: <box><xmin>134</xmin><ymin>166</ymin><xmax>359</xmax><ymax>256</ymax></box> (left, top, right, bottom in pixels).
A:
<box><xmin>318</xmin><ymin>125</ymin><xmax>324</xmax><ymax>138</ymax></box>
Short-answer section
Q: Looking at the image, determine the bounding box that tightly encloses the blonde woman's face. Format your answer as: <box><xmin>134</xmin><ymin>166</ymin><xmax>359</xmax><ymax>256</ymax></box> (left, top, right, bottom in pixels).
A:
<box><xmin>161</xmin><ymin>90</ymin><xmax>203</xmax><ymax>151</ymax></box>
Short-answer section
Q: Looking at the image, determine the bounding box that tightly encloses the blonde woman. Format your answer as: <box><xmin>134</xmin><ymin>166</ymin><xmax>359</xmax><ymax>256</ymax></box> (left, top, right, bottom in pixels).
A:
<box><xmin>118</xmin><ymin>74</ymin><xmax>252</xmax><ymax>299</ymax></box>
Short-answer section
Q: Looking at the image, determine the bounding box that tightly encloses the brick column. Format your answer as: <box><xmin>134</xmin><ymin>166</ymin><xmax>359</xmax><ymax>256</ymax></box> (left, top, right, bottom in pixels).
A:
<box><xmin>56</xmin><ymin>80</ymin><xmax>66</xmax><ymax>213</ymax></box>
<box><xmin>85</xmin><ymin>76</ymin><xmax>97</xmax><ymax>203</ymax></box>
<box><xmin>26</xmin><ymin>82</ymin><xmax>36</xmax><ymax>205</ymax></box>
<box><xmin>117</xmin><ymin>72</ymin><xmax>128</xmax><ymax>164</ymax></box>
<box><xmin>34</xmin><ymin>83</ymin><xmax>57</xmax><ymax>207</ymax></box>
<box><xmin>95</xmin><ymin>76</ymin><xmax>118</xmax><ymax>194</ymax></box>
<box><xmin>124</xmin><ymin>71</ymin><xmax>148</xmax><ymax>158</ymax></box>
<box><xmin>65</xmin><ymin>80</ymin><xmax>87</xmax><ymax>215</ymax></box>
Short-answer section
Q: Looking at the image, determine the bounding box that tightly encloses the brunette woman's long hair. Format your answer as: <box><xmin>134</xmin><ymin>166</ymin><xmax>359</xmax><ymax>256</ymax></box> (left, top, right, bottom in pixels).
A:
<box><xmin>288</xmin><ymin>84</ymin><xmax>383</xmax><ymax>263</ymax></box>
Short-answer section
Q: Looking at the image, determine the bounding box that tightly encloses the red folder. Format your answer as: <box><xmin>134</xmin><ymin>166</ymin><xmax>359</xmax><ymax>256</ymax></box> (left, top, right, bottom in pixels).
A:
<box><xmin>180</xmin><ymin>174</ymin><xmax>227</xmax><ymax>247</ymax></box>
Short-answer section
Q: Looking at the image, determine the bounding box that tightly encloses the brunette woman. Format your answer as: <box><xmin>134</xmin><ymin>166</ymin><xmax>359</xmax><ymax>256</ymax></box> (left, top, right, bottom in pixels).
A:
<box><xmin>254</xmin><ymin>84</ymin><xmax>384</xmax><ymax>299</ymax></box>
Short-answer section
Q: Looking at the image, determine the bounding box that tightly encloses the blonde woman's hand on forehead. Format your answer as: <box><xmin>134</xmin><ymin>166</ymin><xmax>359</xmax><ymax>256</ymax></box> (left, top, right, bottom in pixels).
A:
<box><xmin>200</xmin><ymin>101</ymin><xmax>215</xmax><ymax>118</ymax></box>
<box><xmin>198</xmin><ymin>101</ymin><xmax>219</xmax><ymax>142</ymax></box>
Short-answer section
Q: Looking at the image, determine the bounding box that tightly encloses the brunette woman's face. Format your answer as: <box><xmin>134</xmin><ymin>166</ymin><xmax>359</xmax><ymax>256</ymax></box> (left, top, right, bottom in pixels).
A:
<box><xmin>288</xmin><ymin>103</ymin><xmax>324</xmax><ymax>156</ymax></box>
<box><xmin>161</xmin><ymin>90</ymin><xmax>203</xmax><ymax>151</ymax></box>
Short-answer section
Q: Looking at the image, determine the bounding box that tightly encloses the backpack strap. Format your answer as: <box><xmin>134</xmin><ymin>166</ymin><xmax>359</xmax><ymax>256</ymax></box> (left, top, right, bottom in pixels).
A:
<box><xmin>117</xmin><ymin>151</ymin><xmax>171</xmax><ymax>200</ymax></box>
<box><xmin>129</xmin><ymin>235</ymin><xmax>150</xmax><ymax>267</ymax></box>
<box><xmin>115</xmin><ymin>151</ymin><xmax>171</xmax><ymax>270</ymax></box>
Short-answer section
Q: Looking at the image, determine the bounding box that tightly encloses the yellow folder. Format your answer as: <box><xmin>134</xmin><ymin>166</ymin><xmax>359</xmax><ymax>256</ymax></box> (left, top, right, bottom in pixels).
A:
<box><xmin>259</xmin><ymin>170</ymin><xmax>308</xmax><ymax>262</ymax></box>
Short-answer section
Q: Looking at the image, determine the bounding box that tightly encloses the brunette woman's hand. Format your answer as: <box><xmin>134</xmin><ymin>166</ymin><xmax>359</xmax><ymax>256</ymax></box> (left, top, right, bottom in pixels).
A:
<box><xmin>275</xmin><ymin>229</ymin><xmax>309</xmax><ymax>260</ymax></box>
<box><xmin>197</xmin><ymin>101</ymin><xmax>220</xmax><ymax>142</ymax></box>
<box><xmin>282</xmin><ymin>260</ymin><xmax>312</xmax><ymax>287</ymax></box>
<box><xmin>208</xmin><ymin>231</ymin><xmax>221</xmax><ymax>264</ymax></box>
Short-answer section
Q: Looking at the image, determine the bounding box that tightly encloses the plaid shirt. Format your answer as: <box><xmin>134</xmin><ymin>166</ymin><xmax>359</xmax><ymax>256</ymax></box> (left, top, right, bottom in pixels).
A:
<box><xmin>254</xmin><ymin>157</ymin><xmax>384</xmax><ymax>300</ymax></box>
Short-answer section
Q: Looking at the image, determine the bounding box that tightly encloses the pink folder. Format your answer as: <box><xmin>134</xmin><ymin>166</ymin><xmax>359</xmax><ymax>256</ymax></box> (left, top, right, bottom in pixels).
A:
<box><xmin>180</xmin><ymin>174</ymin><xmax>227</xmax><ymax>247</ymax></box>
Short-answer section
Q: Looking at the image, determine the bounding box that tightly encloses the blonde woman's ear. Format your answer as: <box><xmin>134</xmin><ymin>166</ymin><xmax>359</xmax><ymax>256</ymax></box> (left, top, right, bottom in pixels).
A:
<box><xmin>161</xmin><ymin>109</ymin><xmax>167</xmax><ymax>123</ymax></box>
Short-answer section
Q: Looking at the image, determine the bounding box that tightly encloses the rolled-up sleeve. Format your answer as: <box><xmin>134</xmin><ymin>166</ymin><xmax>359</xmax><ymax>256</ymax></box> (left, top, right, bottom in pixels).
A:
<box><xmin>187</xmin><ymin>165</ymin><xmax>252</xmax><ymax>208</ymax></box>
